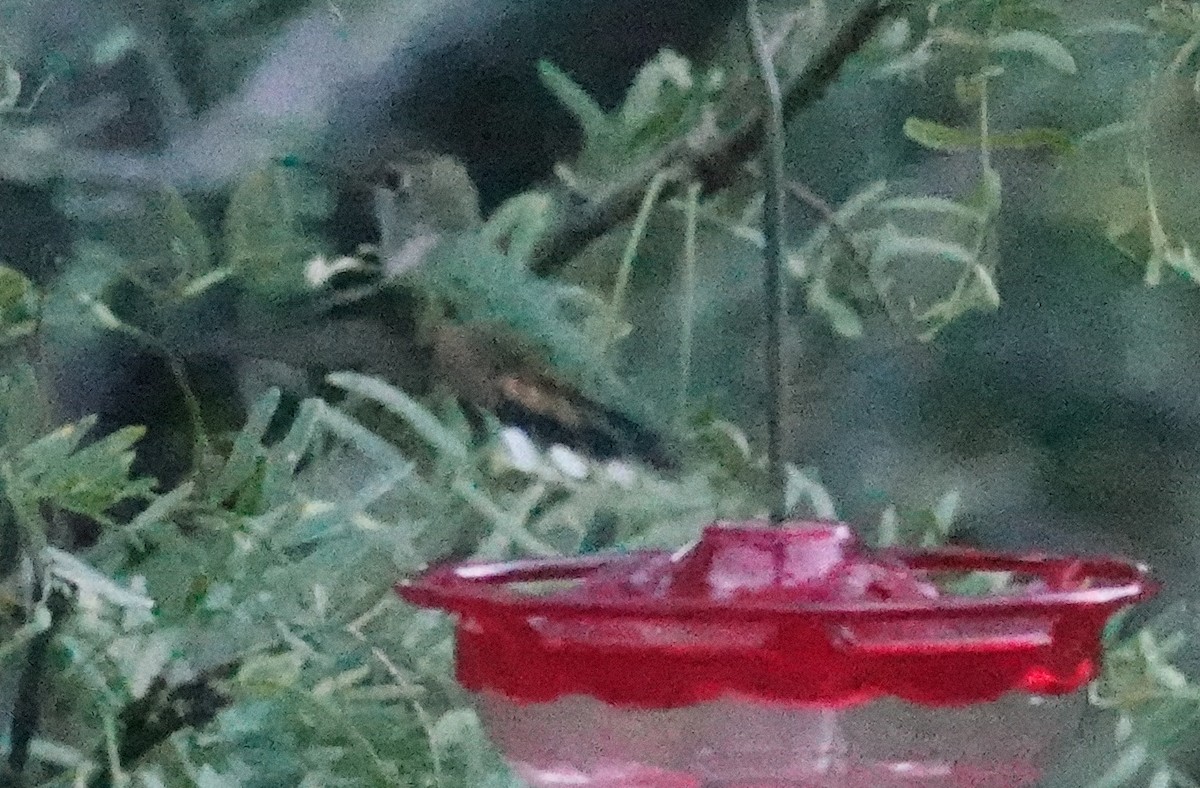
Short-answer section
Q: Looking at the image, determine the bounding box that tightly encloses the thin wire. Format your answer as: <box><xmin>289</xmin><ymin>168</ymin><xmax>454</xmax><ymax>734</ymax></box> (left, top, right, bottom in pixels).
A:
<box><xmin>680</xmin><ymin>181</ymin><xmax>701</xmax><ymax>421</ymax></box>
<box><xmin>747</xmin><ymin>0</ymin><xmax>789</xmax><ymax>525</ymax></box>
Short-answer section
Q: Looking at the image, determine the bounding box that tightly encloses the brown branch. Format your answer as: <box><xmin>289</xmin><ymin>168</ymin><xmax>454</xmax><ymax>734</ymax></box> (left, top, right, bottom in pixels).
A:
<box><xmin>528</xmin><ymin>0</ymin><xmax>898</xmax><ymax>276</ymax></box>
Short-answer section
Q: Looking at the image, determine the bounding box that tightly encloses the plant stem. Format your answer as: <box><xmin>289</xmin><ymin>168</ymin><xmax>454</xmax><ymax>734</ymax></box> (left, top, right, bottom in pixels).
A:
<box><xmin>747</xmin><ymin>0</ymin><xmax>788</xmax><ymax>525</ymax></box>
<box><xmin>609</xmin><ymin>169</ymin><xmax>672</xmax><ymax>351</ymax></box>
<box><xmin>978</xmin><ymin>74</ymin><xmax>992</xmax><ymax>173</ymax></box>
<box><xmin>6</xmin><ymin>586</ymin><xmax>70</xmax><ymax>785</ymax></box>
<box><xmin>679</xmin><ymin>181</ymin><xmax>701</xmax><ymax>421</ymax></box>
<box><xmin>529</xmin><ymin>0</ymin><xmax>897</xmax><ymax>276</ymax></box>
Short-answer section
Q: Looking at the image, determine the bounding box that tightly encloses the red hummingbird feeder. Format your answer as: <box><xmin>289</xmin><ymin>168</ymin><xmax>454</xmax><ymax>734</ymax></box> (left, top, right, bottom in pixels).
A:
<box><xmin>397</xmin><ymin>521</ymin><xmax>1154</xmax><ymax>786</ymax></box>
<box><xmin>397</xmin><ymin>4</ymin><xmax>1156</xmax><ymax>782</ymax></box>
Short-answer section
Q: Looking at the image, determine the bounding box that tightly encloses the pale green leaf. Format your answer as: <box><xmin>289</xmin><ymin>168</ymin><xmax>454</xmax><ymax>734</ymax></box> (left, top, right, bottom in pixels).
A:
<box><xmin>785</xmin><ymin>466</ymin><xmax>838</xmax><ymax>519</ymax></box>
<box><xmin>235</xmin><ymin>651</ymin><xmax>306</xmax><ymax>693</ymax></box>
<box><xmin>224</xmin><ymin>165</ymin><xmax>327</xmax><ymax>300</ymax></box>
<box><xmin>46</xmin><ymin>547</ymin><xmax>154</xmax><ymax>611</ymax></box>
<box><xmin>0</xmin><ymin>266</ymin><xmax>35</xmax><ymax>326</ymax></box>
<box><xmin>313</xmin><ymin>403</ymin><xmax>410</xmax><ymax>472</ymax></box>
<box><xmin>967</xmin><ymin>166</ymin><xmax>1004</xmax><ymax>215</ymax></box>
<box><xmin>987</xmin><ymin>126</ymin><xmax>1073</xmax><ymax>153</ymax></box>
<box><xmin>989</xmin><ymin>29</ymin><xmax>1077</xmax><ymax>74</ymax></box>
<box><xmin>538</xmin><ymin>60</ymin><xmax>610</xmax><ymax>140</ymax></box>
<box><xmin>156</xmin><ymin>187</ymin><xmax>212</xmax><ymax>277</ymax></box>
<box><xmin>807</xmin><ymin>280</ymin><xmax>864</xmax><ymax>339</ymax></box>
<box><xmin>210</xmin><ymin>388</ymin><xmax>281</xmax><ymax>503</ymax></box>
<box><xmin>620</xmin><ymin>48</ymin><xmax>693</xmax><ymax>132</ymax></box>
<box><xmin>871</xmin><ymin>233</ymin><xmax>976</xmax><ymax>269</ymax></box>
<box><xmin>430</xmin><ymin>708</ymin><xmax>482</xmax><ymax>750</ymax></box>
<box><xmin>0</xmin><ymin>62</ymin><xmax>20</xmax><ymax>111</ymax></box>
<box><xmin>327</xmin><ymin>372</ymin><xmax>470</xmax><ymax>462</ymax></box>
<box><xmin>903</xmin><ymin>118</ymin><xmax>980</xmax><ymax>151</ymax></box>
<box><xmin>877</xmin><ymin>196</ymin><xmax>987</xmax><ymax>221</ymax></box>
<box><xmin>260</xmin><ymin>396</ymin><xmax>323</xmax><ymax>509</ymax></box>
<box><xmin>480</xmin><ymin>191</ymin><xmax>556</xmax><ymax>265</ymax></box>
<box><xmin>932</xmin><ymin>490</ymin><xmax>961</xmax><ymax>535</ymax></box>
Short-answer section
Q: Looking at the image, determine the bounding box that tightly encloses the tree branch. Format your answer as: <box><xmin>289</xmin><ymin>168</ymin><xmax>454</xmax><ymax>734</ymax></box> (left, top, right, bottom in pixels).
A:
<box><xmin>528</xmin><ymin>0</ymin><xmax>898</xmax><ymax>276</ymax></box>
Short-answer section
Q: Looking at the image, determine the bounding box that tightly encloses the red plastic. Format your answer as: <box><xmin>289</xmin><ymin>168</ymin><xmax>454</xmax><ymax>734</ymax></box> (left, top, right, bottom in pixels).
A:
<box><xmin>397</xmin><ymin>522</ymin><xmax>1154</xmax><ymax>709</ymax></box>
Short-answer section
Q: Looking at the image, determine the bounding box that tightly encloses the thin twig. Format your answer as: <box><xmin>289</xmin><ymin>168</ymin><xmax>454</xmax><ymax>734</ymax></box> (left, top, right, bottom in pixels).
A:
<box><xmin>679</xmin><ymin>181</ymin><xmax>701</xmax><ymax>421</ymax></box>
<box><xmin>79</xmin><ymin>294</ymin><xmax>211</xmax><ymax>476</ymax></box>
<box><xmin>5</xmin><ymin>587</ymin><xmax>71</xmax><ymax>786</ymax></box>
<box><xmin>747</xmin><ymin>0</ymin><xmax>789</xmax><ymax>525</ymax></box>
<box><xmin>785</xmin><ymin>179</ymin><xmax>863</xmax><ymax>261</ymax></box>
<box><xmin>528</xmin><ymin>0</ymin><xmax>896</xmax><ymax>276</ymax></box>
<box><xmin>608</xmin><ymin>168</ymin><xmax>674</xmax><ymax>351</ymax></box>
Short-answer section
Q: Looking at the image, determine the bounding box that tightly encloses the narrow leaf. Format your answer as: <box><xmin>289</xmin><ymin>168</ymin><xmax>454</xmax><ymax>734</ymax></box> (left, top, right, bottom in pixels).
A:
<box><xmin>871</xmin><ymin>233</ymin><xmax>976</xmax><ymax>269</ymax></box>
<box><xmin>0</xmin><ymin>62</ymin><xmax>20</xmax><ymax>111</ymax></box>
<box><xmin>314</xmin><ymin>403</ymin><xmax>410</xmax><ymax>472</ymax></box>
<box><xmin>989</xmin><ymin>30</ymin><xmax>1077</xmax><ymax>74</ymax></box>
<box><xmin>156</xmin><ymin>188</ymin><xmax>212</xmax><ymax>273</ymax></box>
<box><xmin>785</xmin><ymin>466</ymin><xmax>838</xmax><ymax>519</ymax></box>
<box><xmin>903</xmin><ymin>118</ymin><xmax>980</xmax><ymax>151</ymax></box>
<box><xmin>261</xmin><ymin>397</ymin><xmax>323</xmax><ymax>508</ymax></box>
<box><xmin>987</xmin><ymin>127</ymin><xmax>1073</xmax><ymax>153</ymax></box>
<box><xmin>807</xmin><ymin>281</ymin><xmax>864</xmax><ymax>339</ymax></box>
<box><xmin>327</xmin><ymin>372</ymin><xmax>469</xmax><ymax>462</ymax></box>
<box><xmin>538</xmin><ymin>60</ymin><xmax>610</xmax><ymax>140</ymax></box>
<box><xmin>0</xmin><ymin>265</ymin><xmax>33</xmax><ymax>311</ymax></box>
<box><xmin>210</xmin><ymin>388</ymin><xmax>281</xmax><ymax>502</ymax></box>
<box><xmin>878</xmin><ymin>196</ymin><xmax>987</xmax><ymax>222</ymax></box>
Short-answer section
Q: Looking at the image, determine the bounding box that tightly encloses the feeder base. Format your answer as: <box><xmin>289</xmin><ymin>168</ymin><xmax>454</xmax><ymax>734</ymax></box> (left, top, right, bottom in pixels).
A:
<box><xmin>479</xmin><ymin>691</ymin><xmax>1084</xmax><ymax>787</ymax></box>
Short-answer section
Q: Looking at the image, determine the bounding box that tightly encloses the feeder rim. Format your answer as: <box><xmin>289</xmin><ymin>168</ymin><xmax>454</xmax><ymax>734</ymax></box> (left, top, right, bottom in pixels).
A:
<box><xmin>397</xmin><ymin>545</ymin><xmax>1155</xmax><ymax>622</ymax></box>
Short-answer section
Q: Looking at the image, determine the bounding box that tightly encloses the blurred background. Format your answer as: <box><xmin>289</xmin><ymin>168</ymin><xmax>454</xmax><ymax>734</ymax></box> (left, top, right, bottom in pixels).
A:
<box><xmin>2</xmin><ymin>0</ymin><xmax>1195</xmax><ymax>597</ymax></box>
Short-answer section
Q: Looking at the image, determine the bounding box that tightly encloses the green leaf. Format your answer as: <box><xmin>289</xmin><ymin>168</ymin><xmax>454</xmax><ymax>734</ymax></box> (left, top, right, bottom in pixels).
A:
<box><xmin>1147</xmin><ymin>3</ymin><xmax>1200</xmax><ymax>37</ymax></box>
<box><xmin>807</xmin><ymin>280</ymin><xmax>864</xmax><ymax>339</ymax></box>
<box><xmin>236</xmin><ymin>651</ymin><xmax>306</xmax><ymax>693</ymax></box>
<box><xmin>158</xmin><ymin>188</ymin><xmax>213</xmax><ymax>278</ymax></box>
<box><xmin>128</xmin><ymin>482</ymin><xmax>194</xmax><ymax>533</ymax></box>
<box><xmin>987</xmin><ymin>126</ymin><xmax>1073</xmax><ymax>153</ymax></box>
<box><xmin>17</xmin><ymin>424</ymin><xmax>155</xmax><ymax>518</ymax></box>
<box><xmin>430</xmin><ymin>708</ymin><xmax>482</xmax><ymax>751</ymax></box>
<box><xmin>327</xmin><ymin>372</ymin><xmax>470</xmax><ymax>463</ymax></box>
<box><xmin>0</xmin><ymin>266</ymin><xmax>32</xmax><ymax>310</ymax></box>
<box><xmin>908</xmin><ymin>111</ymin><xmax>1069</xmax><ymax>158</ymax></box>
<box><xmin>785</xmin><ymin>466</ymin><xmax>838</xmax><ymax>519</ymax></box>
<box><xmin>314</xmin><ymin>404</ymin><xmax>411</xmax><ymax>472</ymax></box>
<box><xmin>833</xmin><ymin>180</ymin><xmax>890</xmax><ymax>221</ymax></box>
<box><xmin>93</xmin><ymin>25</ymin><xmax>138</xmax><ymax>67</ymax></box>
<box><xmin>871</xmin><ymin>233</ymin><xmax>976</xmax><ymax>269</ymax></box>
<box><xmin>620</xmin><ymin>48</ymin><xmax>693</xmax><ymax>133</ymax></box>
<box><xmin>903</xmin><ymin>118</ymin><xmax>981</xmax><ymax>151</ymax></box>
<box><xmin>180</xmin><ymin>266</ymin><xmax>235</xmax><ymax>297</ymax></box>
<box><xmin>45</xmin><ymin>547</ymin><xmax>155</xmax><ymax>612</ymax></box>
<box><xmin>876</xmin><ymin>505</ymin><xmax>899</xmax><ymax>547</ymax></box>
<box><xmin>210</xmin><ymin>388</ymin><xmax>281</xmax><ymax>503</ymax></box>
<box><xmin>224</xmin><ymin>165</ymin><xmax>328</xmax><ymax>301</ymax></box>
<box><xmin>260</xmin><ymin>397</ymin><xmax>323</xmax><ymax>509</ymax></box>
<box><xmin>932</xmin><ymin>490</ymin><xmax>961</xmax><ymax>535</ymax></box>
<box><xmin>17</xmin><ymin>419</ymin><xmax>96</xmax><ymax>482</ymax></box>
<box><xmin>480</xmin><ymin>191</ymin><xmax>556</xmax><ymax>265</ymax></box>
<box><xmin>877</xmin><ymin>196</ymin><xmax>987</xmax><ymax>221</ymax></box>
<box><xmin>988</xmin><ymin>29</ymin><xmax>1077</xmax><ymax>74</ymax></box>
<box><xmin>0</xmin><ymin>61</ymin><xmax>20</xmax><ymax>111</ymax></box>
<box><xmin>0</xmin><ymin>363</ymin><xmax>47</xmax><ymax>450</ymax></box>
<box><xmin>903</xmin><ymin>120</ymin><xmax>1069</xmax><ymax>155</ymax></box>
<box><xmin>538</xmin><ymin>60</ymin><xmax>611</xmax><ymax>140</ymax></box>
<box><xmin>967</xmin><ymin>166</ymin><xmax>1004</xmax><ymax>216</ymax></box>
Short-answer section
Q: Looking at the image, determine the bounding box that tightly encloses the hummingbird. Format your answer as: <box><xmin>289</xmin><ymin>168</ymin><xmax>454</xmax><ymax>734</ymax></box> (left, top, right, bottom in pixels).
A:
<box><xmin>429</xmin><ymin>321</ymin><xmax>677</xmax><ymax>470</ymax></box>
